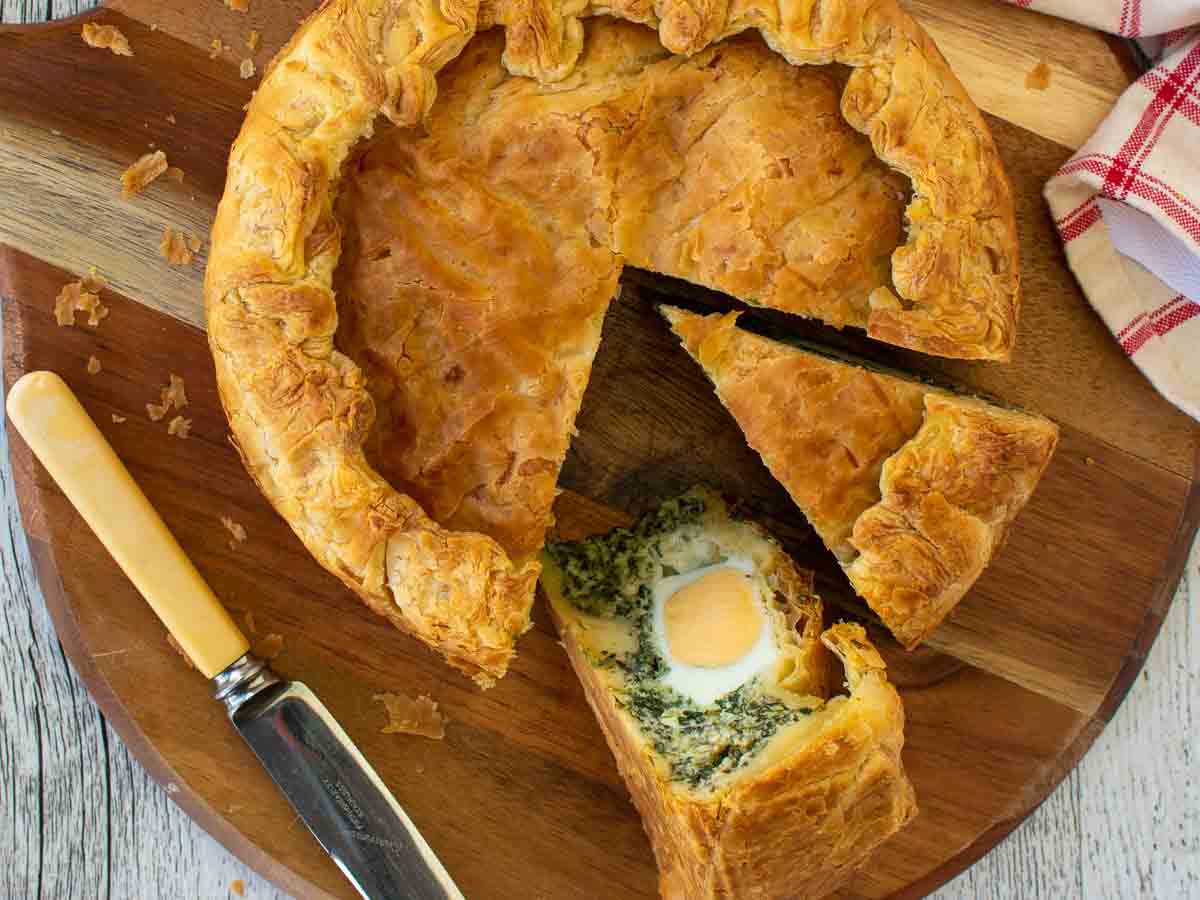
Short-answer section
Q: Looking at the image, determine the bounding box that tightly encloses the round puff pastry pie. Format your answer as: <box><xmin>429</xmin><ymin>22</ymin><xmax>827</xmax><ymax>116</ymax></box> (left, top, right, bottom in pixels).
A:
<box><xmin>540</xmin><ymin>487</ymin><xmax>916</xmax><ymax>900</ymax></box>
<box><xmin>205</xmin><ymin>0</ymin><xmax>1019</xmax><ymax>683</ymax></box>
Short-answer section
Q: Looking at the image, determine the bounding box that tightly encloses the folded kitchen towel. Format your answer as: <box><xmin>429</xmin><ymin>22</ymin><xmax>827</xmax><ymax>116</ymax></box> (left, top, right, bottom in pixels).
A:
<box><xmin>1006</xmin><ymin>1</ymin><xmax>1200</xmax><ymax>421</ymax></box>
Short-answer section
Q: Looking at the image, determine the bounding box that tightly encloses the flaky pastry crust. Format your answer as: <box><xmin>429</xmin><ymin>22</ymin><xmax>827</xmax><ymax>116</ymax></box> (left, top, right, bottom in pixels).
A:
<box><xmin>547</xmin><ymin>570</ymin><xmax>916</xmax><ymax>900</ymax></box>
<box><xmin>663</xmin><ymin>307</ymin><xmax>1058</xmax><ymax>648</ymax></box>
<box><xmin>205</xmin><ymin>0</ymin><xmax>1020</xmax><ymax>681</ymax></box>
<box><xmin>335</xmin><ymin>21</ymin><xmax>906</xmax><ymax>561</ymax></box>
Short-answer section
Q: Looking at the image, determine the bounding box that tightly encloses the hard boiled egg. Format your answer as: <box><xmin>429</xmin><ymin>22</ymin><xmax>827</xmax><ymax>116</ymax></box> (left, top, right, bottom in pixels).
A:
<box><xmin>650</xmin><ymin>558</ymin><xmax>780</xmax><ymax>706</ymax></box>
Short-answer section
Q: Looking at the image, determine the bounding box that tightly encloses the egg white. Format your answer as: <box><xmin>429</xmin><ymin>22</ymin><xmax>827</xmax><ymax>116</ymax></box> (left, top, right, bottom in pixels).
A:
<box><xmin>649</xmin><ymin>557</ymin><xmax>780</xmax><ymax>706</ymax></box>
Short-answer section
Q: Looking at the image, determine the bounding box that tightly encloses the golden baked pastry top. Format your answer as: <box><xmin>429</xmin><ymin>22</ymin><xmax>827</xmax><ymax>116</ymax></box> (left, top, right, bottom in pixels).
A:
<box><xmin>205</xmin><ymin>0</ymin><xmax>1021</xmax><ymax>682</ymax></box>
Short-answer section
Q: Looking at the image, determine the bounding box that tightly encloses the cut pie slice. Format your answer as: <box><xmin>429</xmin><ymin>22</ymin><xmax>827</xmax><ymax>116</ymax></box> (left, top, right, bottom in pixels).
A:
<box><xmin>662</xmin><ymin>307</ymin><xmax>1059</xmax><ymax>649</ymax></box>
<box><xmin>540</xmin><ymin>487</ymin><xmax>917</xmax><ymax>899</ymax></box>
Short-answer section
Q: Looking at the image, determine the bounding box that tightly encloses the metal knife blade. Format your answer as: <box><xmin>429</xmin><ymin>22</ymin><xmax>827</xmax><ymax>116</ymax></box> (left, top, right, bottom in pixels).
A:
<box><xmin>215</xmin><ymin>655</ymin><xmax>465</xmax><ymax>900</ymax></box>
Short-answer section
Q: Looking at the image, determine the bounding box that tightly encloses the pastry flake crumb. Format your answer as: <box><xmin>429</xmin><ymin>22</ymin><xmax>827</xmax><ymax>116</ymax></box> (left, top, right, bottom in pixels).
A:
<box><xmin>243</xmin><ymin>610</ymin><xmax>257</xmax><ymax>635</ymax></box>
<box><xmin>166</xmin><ymin>373</ymin><xmax>188</xmax><ymax>409</ymax></box>
<box><xmin>77</xmin><ymin>292</ymin><xmax>109</xmax><ymax>327</ymax></box>
<box><xmin>226</xmin><ymin>0</ymin><xmax>250</xmax><ymax>10</ymax></box>
<box><xmin>186</xmin><ymin>234</ymin><xmax>203</xmax><ymax>253</ymax></box>
<box><xmin>148</xmin><ymin>374</ymin><xmax>187</xmax><ymax>422</ymax></box>
<box><xmin>81</xmin><ymin>23</ymin><xmax>133</xmax><ymax>56</ymax></box>
<box><xmin>165</xmin><ymin>632</ymin><xmax>196</xmax><ymax>669</ymax></box>
<box><xmin>86</xmin><ymin>355</ymin><xmax>101</xmax><ymax>375</ymax></box>
<box><xmin>209</xmin><ymin>38</ymin><xmax>226</xmax><ymax>59</ymax></box>
<box><xmin>222</xmin><ymin>515</ymin><xmax>247</xmax><ymax>545</ymax></box>
<box><xmin>120</xmin><ymin>150</ymin><xmax>168</xmax><ymax>198</ymax></box>
<box><xmin>165</xmin><ymin>165</ymin><xmax>185</xmax><ymax>183</ymax></box>
<box><xmin>230</xmin><ymin>880</ymin><xmax>245</xmax><ymax>897</ymax></box>
<box><xmin>239</xmin><ymin>58</ymin><xmax>256</xmax><ymax>80</ymax></box>
<box><xmin>1025</xmin><ymin>60</ymin><xmax>1052</xmax><ymax>92</ymax></box>
<box><xmin>159</xmin><ymin>227</ymin><xmax>195</xmax><ymax>265</ymax></box>
<box><xmin>247</xmin><ymin>30</ymin><xmax>260</xmax><ymax>51</ymax></box>
<box><xmin>1085</xmin><ymin>456</ymin><xmax>1097</xmax><ymax>466</ymax></box>
<box><xmin>166</xmin><ymin>113</ymin><xmax>177</xmax><ymax>125</ymax></box>
<box><xmin>254</xmin><ymin>633</ymin><xmax>283</xmax><ymax>659</ymax></box>
<box><xmin>374</xmin><ymin>692</ymin><xmax>446</xmax><ymax>739</ymax></box>
<box><xmin>54</xmin><ymin>278</ymin><xmax>108</xmax><ymax>328</ymax></box>
<box><xmin>111</xmin><ymin>414</ymin><xmax>126</xmax><ymax>423</ymax></box>
<box><xmin>83</xmin><ymin>266</ymin><xmax>106</xmax><ymax>292</ymax></box>
<box><xmin>54</xmin><ymin>286</ymin><xmax>78</xmax><ymax>326</ymax></box>
<box><xmin>167</xmin><ymin>415</ymin><xmax>192</xmax><ymax>438</ymax></box>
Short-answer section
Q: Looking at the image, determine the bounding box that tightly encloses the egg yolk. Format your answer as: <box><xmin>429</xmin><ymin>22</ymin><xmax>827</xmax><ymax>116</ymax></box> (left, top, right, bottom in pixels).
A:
<box><xmin>663</xmin><ymin>568</ymin><xmax>763</xmax><ymax>667</ymax></box>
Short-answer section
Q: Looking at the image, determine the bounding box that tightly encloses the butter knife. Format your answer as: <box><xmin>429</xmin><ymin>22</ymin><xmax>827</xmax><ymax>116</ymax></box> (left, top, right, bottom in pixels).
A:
<box><xmin>7</xmin><ymin>371</ymin><xmax>464</xmax><ymax>900</ymax></box>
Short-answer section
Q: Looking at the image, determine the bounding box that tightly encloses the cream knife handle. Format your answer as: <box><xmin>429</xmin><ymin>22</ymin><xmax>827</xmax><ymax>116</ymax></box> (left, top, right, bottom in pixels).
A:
<box><xmin>6</xmin><ymin>371</ymin><xmax>248</xmax><ymax>678</ymax></box>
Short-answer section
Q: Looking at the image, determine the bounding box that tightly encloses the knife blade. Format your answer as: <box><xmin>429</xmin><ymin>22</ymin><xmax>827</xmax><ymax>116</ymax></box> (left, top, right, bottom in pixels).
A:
<box><xmin>7</xmin><ymin>371</ymin><xmax>464</xmax><ymax>900</ymax></box>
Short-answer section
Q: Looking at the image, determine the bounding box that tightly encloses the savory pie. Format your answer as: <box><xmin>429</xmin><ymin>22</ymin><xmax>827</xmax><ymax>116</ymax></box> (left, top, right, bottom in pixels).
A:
<box><xmin>205</xmin><ymin>0</ymin><xmax>1020</xmax><ymax>681</ymax></box>
<box><xmin>662</xmin><ymin>307</ymin><xmax>1059</xmax><ymax>648</ymax></box>
<box><xmin>541</xmin><ymin>487</ymin><xmax>917</xmax><ymax>899</ymax></box>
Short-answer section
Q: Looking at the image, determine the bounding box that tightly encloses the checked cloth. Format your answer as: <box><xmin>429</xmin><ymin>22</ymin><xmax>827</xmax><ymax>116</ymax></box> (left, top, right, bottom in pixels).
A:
<box><xmin>1005</xmin><ymin>1</ymin><xmax>1200</xmax><ymax>421</ymax></box>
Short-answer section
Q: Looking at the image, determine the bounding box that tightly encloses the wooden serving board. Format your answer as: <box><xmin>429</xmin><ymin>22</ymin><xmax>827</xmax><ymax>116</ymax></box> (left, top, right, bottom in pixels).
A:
<box><xmin>1</xmin><ymin>2</ymin><xmax>1197</xmax><ymax>898</ymax></box>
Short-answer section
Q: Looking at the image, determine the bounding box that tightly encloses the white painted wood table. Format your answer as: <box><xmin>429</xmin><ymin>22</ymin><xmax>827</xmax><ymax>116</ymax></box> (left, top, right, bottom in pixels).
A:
<box><xmin>1</xmin><ymin>2</ymin><xmax>1197</xmax><ymax>898</ymax></box>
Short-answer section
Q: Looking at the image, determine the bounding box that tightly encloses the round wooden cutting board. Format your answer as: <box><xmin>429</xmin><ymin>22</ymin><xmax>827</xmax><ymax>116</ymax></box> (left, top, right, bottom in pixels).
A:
<box><xmin>2</xmin><ymin>3</ymin><xmax>1198</xmax><ymax>899</ymax></box>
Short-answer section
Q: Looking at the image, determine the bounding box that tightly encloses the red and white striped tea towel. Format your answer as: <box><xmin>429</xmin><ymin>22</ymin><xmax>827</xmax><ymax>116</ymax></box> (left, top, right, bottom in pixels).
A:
<box><xmin>1005</xmin><ymin>1</ymin><xmax>1200</xmax><ymax>420</ymax></box>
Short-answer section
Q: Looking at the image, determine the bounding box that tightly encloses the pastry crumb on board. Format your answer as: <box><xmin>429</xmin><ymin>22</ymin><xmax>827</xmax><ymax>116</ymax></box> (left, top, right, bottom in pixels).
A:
<box><xmin>230</xmin><ymin>880</ymin><xmax>245</xmax><ymax>897</ymax></box>
<box><xmin>240</xmin><ymin>58</ymin><xmax>256</xmax><ymax>80</ymax></box>
<box><xmin>86</xmin><ymin>355</ymin><xmax>101</xmax><ymax>375</ymax></box>
<box><xmin>159</xmin><ymin>227</ymin><xmax>198</xmax><ymax>265</ymax></box>
<box><xmin>81</xmin><ymin>23</ymin><xmax>133</xmax><ymax>56</ymax></box>
<box><xmin>120</xmin><ymin>150</ymin><xmax>168</xmax><ymax>198</ymax></box>
<box><xmin>226</xmin><ymin>0</ymin><xmax>250</xmax><ymax>11</ymax></box>
<box><xmin>247</xmin><ymin>30</ymin><xmax>260</xmax><ymax>51</ymax></box>
<box><xmin>222</xmin><ymin>515</ymin><xmax>248</xmax><ymax>546</ymax></box>
<box><xmin>54</xmin><ymin>272</ymin><xmax>109</xmax><ymax>328</ymax></box>
<box><xmin>166</xmin><ymin>415</ymin><xmax>191</xmax><ymax>438</ymax></box>
<box><xmin>165</xmin><ymin>165</ymin><xmax>185</xmax><ymax>183</ymax></box>
<box><xmin>253</xmin><ymin>633</ymin><xmax>283</xmax><ymax>660</ymax></box>
<box><xmin>147</xmin><ymin>374</ymin><xmax>188</xmax><ymax>421</ymax></box>
<box><xmin>209</xmin><ymin>38</ymin><xmax>228</xmax><ymax>59</ymax></box>
<box><xmin>53</xmin><ymin>286</ymin><xmax>80</xmax><ymax>326</ymax></box>
<box><xmin>374</xmin><ymin>692</ymin><xmax>447</xmax><ymax>739</ymax></box>
<box><xmin>243</xmin><ymin>610</ymin><xmax>257</xmax><ymax>635</ymax></box>
<box><xmin>1025</xmin><ymin>60</ymin><xmax>1052</xmax><ymax>91</ymax></box>
<box><xmin>111</xmin><ymin>414</ymin><xmax>126</xmax><ymax>424</ymax></box>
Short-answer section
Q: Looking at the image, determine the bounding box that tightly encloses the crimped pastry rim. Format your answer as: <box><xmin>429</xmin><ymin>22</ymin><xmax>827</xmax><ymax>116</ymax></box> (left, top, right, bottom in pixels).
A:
<box><xmin>203</xmin><ymin>0</ymin><xmax>1020</xmax><ymax>683</ymax></box>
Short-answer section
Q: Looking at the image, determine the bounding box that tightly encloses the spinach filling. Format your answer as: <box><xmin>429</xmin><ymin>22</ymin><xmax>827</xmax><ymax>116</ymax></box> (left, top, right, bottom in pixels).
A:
<box><xmin>547</xmin><ymin>492</ymin><xmax>813</xmax><ymax>791</ymax></box>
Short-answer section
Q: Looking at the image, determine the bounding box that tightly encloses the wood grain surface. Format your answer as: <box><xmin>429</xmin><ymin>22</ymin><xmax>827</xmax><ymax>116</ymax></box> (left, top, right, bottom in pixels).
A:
<box><xmin>0</xmin><ymin>2</ymin><xmax>1197</xmax><ymax>899</ymax></box>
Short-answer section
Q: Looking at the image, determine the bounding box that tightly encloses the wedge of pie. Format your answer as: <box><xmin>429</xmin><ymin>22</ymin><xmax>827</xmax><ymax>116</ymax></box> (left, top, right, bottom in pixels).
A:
<box><xmin>541</xmin><ymin>487</ymin><xmax>917</xmax><ymax>899</ymax></box>
<box><xmin>662</xmin><ymin>306</ymin><xmax>1059</xmax><ymax>649</ymax></box>
<box><xmin>205</xmin><ymin>0</ymin><xmax>1022</xmax><ymax>681</ymax></box>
